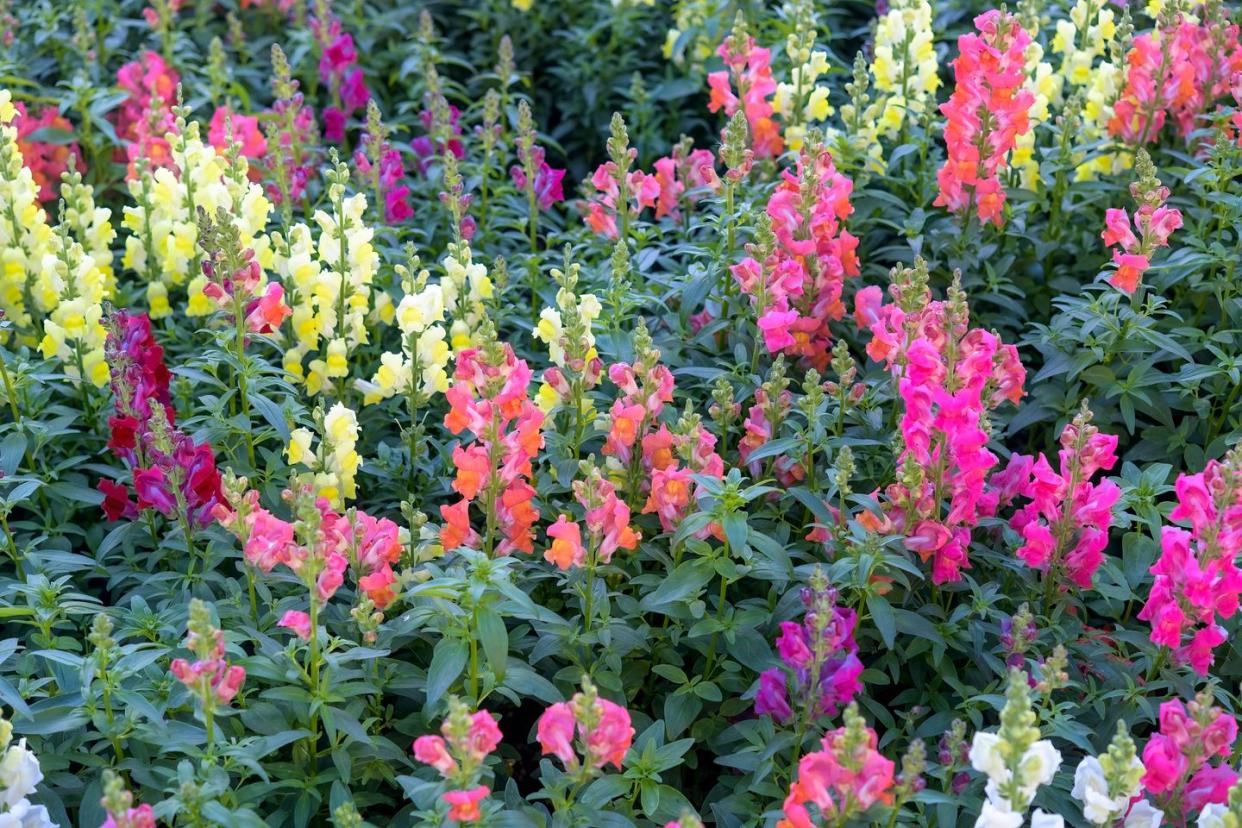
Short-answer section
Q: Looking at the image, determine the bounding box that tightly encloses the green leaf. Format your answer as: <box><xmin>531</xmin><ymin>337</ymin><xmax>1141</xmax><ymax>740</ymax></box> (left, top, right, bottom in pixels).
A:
<box><xmin>476</xmin><ymin>607</ymin><xmax>508</xmax><ymax>683</ymax></box>
<box><xmin>639</xmin><ymin>560</ymin><xmax>714</xmax><ymax>614</ymax></box>
<box><xmin>425</xmin><ymin>639</ymin><xmax>468</xmax><ymax>707</ymax></box>
<box><xmin>0</xmin><ymin>433</ymin><xmax>26</xmax><ymax>476</ymax></box>
<box><xmin>866</xmin><ymin>595</ymin><xmax>896</xmax><ymax>649</ymax></box>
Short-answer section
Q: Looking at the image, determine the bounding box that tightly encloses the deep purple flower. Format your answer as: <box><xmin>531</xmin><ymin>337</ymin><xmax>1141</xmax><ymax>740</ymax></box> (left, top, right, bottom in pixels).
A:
<box><xmin>819</xmin><ymin>653</ymin><xmax>864</xmax><ymax>716</ymax></box>
<box><xmin>754</xmin><ymin>669</ymin><xmax>793</xmax><ymax>723</ymax></box>
<box><xmin>509</xmin><ymin>146</ymin><xmax>566</xmax><ymax>210</ymax></box>
<box><xmin>776</xmin><ymin>621</ymin><xmax>813</xmax><ymax>668</ymax></box>
<box><xmin>323</xmin><ymin>107</ymin><xmax>346</xmax><ymax>143</ymax></box>
<box><xmin>133</xmin><ymin>467</ymin><xmax>176</xmax><ymax>516</ymax></box>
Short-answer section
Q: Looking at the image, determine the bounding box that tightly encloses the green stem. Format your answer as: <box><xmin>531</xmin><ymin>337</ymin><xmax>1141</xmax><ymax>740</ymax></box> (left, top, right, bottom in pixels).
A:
<box><xmin>703</xmin><ymin>566</ymin><xmax>729</xmax><ymax>678</ymax></box>
<box><xmin>246</xmin><ymin>566</ymin><xmax>258</xmax><ymax>622</ymax></box>
<box><xmin>469</xmin><ymin>605</ymin><xmax>479</xmax><ymax>705</ymax></box>
<box><xmin>722</xmin><ymin>181</ymin><xmax>735</xmax><ymax>302</ymax></box>
<box><xmin>233</xmin><ymin>294</ymin><xmax>256</xmax><ymax>468</ymax></box>
<box><xmin>0</xmin><ymin>354</ymin><xmax>20</xmax><ymax>424</ymax></box>
<box><xmin>1</xmin><ymin>512</ymin><xmax>24</xmax><ymax>580</ymax></box>
<box><xmin>583</xmin><ymin>564</ymin><xmax>596</xmax><ymax>634</ymax></box>
<box><xmin>203</xmin><ymin>699</ymin><xmax>215</xmax><ymax>760</ymax></box>
<box><xmin>306</xmin><ymin>594</ymin><xmax>321</xmax><ymax>772</ymax></box>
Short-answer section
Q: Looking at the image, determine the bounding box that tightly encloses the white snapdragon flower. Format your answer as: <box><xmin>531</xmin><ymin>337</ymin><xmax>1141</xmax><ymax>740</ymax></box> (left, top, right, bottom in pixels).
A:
<box><xmin>1124</xmin><ymin>800</ymin><xmax>1163</xmax><ymax>828</ymax></box>
<box><xmin>970</xmin><ymin>732</ymin><xmax>1007</xmax><ymax>779</ymax></box>
<box><xmin>0</xmin><ymin>798</ymin><xmax>57</xmax><ymax>828</ymax></box>
<box><xmin>1072</xmin><ymin>754</ymin><xmax>1146</xmax><ymax>824</ymax></box>
<box><xmin>1032</xmin><ymin>810</ymin><xmax>1065</xmax><ymax>828</ymax></box>
<box><xmin>0</xmin><ymin>740</ymin><xmax>43</xmax><ymax>809</ymax></box>
<box><xmin>976</xmin><ymin>799</ymin><xmax>1023</xmax><ymax>828</ymax></box>
<box><xmin>1199</xmin><ymin>804</ymin><xmax>1228</xmax><ymax>828</ymax></box>
<box><xmin>1016</xmin><ymin>741</ymin><xmax>1062</xmax><ymax>804</ymax></box>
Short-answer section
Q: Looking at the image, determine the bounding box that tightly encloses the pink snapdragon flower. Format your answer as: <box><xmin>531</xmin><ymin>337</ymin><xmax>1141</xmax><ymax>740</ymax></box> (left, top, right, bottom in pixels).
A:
<box><xmin>597</xmin><ymin>332</ymin><xmax>724</xmax><ymax>536</ymax></box>
<box><xmin>778</xmin><ymin>705</ymin><xmax>896</xmax><ymax>828</ymax></box>
<box><xmin>354</xmin><ymin>127</ymin><xmax>411</xmax><ymax>223</ymax></box>
<box><xmin>442</xmin><ymin>338</ymin><xmax>545</xmax><ymax>556</ymax></box>
<box><xmin>208</xmin><ymin>107</ymin><xmax>267</xmax><ymax>164</ymax></box>
<box><xmin>11</xmin><ymin>102</ymin><xmax>83</xmax><ymax>201</ymax></box>
<box><xmin>277</xmin><ymin>610</ymin><xmax>311</xmax><ymax>640</ymax></box>
<box><xmin>707</xmin><ymin>29</ymin><xmax>783</xmax><ymax>158</ymax></box>
<box><xmin>1138</xmin><ymin>448</ymin><xmax>1242</xmax><ymax>675</ymax></box>
<box><xmin>114</xmin><ymin>51</ymin><xmax>179</xmax><ymax>176</ymax></box>
<box><xmin>170</xmin><ymin>598</ymin><xmax>246</xmax><ymax>710</ymax></box>
<box><xmin>999</xmin><ymin>408</ymin><xmax>1121</xmax><ymax>589</ymax></box>
<box><xmin>1101</xmin><ymin>151</ymin><xmax>1182</xmax><ymax>294</ymax></box>
<box><xmin>443</xmin><ymin>786</ymin><xmax>488</xmax><ymax>823</ymax></box>
<box><xmin>575</xmin><ymin>468</ymin><xmax>641</xmax><ymax>564</ymax></box>
<box><xmin>413</xmin><ymin>699</ymin><xmax>502</xmax><ymax>824</ymax></box>
<box><xmin>101</xmin><ymin>803</ymin><xmax>156</xmax><ymax>828</ymax></box>
<box><xmin>510</xmin><ymin>145</ymin><xmax>566</xmax><ymax>211</ymax></box>
<box><xmin>853</xmin><ymin>265</ymin><xmax>1025</xmax><ymax>583</ymax></box>
<box><xmin>537</xmin><ymin>680</ymin><xmax>634</xmax><ymax>774</ymax></box>
<box><xmin>933</xmin><ymin>10</ymin><xmax>1034</xmax><ymax>227</ymax></box>
<box><xmin>412</xmin><ymin>102</ymin><xmax>465</xmax><ymax>174</ymax></box>
<box><xmin>311</xmin><ymin>13</ymin><xmax>369</xmax><ymax>133</ymax></box>
<box><xmin>732</xmin><ymin>143</ymin><xmax>859</xmax><ymax>371</ymax></box>
<box><xmin>1141</xmin><ymin>693</ymin><xmax>1238</xmax><ymax>818</ymax></box>
<box><xmin>1110</xmin><ymin>14</ymin><xmax>1242</xmax><ymax>145</ymax></box>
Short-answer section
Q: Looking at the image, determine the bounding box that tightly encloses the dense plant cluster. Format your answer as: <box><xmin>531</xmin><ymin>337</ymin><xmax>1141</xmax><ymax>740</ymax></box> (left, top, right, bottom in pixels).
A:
<box><xmin>0</xmin><ymin>0</ymin><xmax>1240</xmax><ymax>826</ymax></box>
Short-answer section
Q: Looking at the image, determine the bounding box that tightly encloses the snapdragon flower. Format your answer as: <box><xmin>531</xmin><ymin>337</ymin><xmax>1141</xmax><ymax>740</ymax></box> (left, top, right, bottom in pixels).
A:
<box><xmin>732</xmin><ymin>138</ymin><xmax>859</xmax><ymax>370</ymax></box>
<box><xmin>854</xmin><ymin>263</ymin><xmax>1025</xmax><ymax>583</ymax></box>
<box><xmin>1109</xmin><ymin>6</ymin><xmax>1242</xmax><ymax>147</ymax></box>
<box><xmin>996</xmin><ymin>405</ymin><xmax>1121</xmax><ymax>590</ymax></box>
<box><xmin>361</xmin><ymin>255</ymin><xmax>451</xmax><ymax>406</ymax></box>
<box><xmin>1071</xmin><ymin>721</ymin><xmax>1153</xmax><ymax>826</ymax></box>
<box><xmin>754</xmin><ymin>570</ymin><xmax>863</xmax><ymax>725</ymax></box>
<box><xmin>0</xmin><ymin>91</ymin><xmax>55</xmax><ymax>341</ymax></box>
<box><xmin>777</xmin><ymin>703</ymin><xmax>895</xmax><ymax>827</ymax></box>
<box><xmin>99</xmin><ymin>768</ymin><xmax>155</xmax><ymax>828</ymax></box>
<box><xmin>441</xmin><ymin>320</ymin><xmax>544</xmax><ymax>557</ymax></box>
<box><xmin>969</xmin><ymin>669</ymin><xmax>1062</xmax><ymax>820</ymax></box>
<box><xmin>537</xmin><ymin>678</ymin><xmax>634</xmax><ymax>777</ymax></box>
<box><xmin>1140</xmin><ymin>691</ymin><xmax>1238</xmax><ymax>816</ymax></box>
<box><xmin>1138</xmin><ymin>446</ymin><xmax>1242</xmax><ymax>674</ymax></box>
<box><xmin>707</xmin><ymin>14</ymin><xmax>782</xmax><ymax>159</ymax></box>
<box><xmin>122</xmin><ymin>111</ymin><xmax>274</xmax><ymax>319</ymax></box>
<box><xmin>0</xmin><ymin>710</ymin><xmax>54</xmax><ymax>826</ymax></box>
<box><xmin>934</xmin><ymin>10</ymin><xmax>1035</xmax><ymax>227</ymax></box>
<box><xmin>286</xmin><ymin>402</ymin><xmax>362</xmax><ymax>509</ymax></box>
<box><xmin>10</xmin><ymin>102</ymin><xmax>81</xmax><ymax>202</ymax></box>
<box><xmin>1100</xmin><ymin>149</ymin><xmax>1182</xmax><ymax>294</ymax></box>
<box><xmin>279</xmin><ymin>153</ymin><xmax>378</xmax><ymax>395</ymax></box>
<box><xmin>866</xmin><ymin>0</ymin><xmax>941</xmax><ymax>140</ymax></box>
<box><xmin>413</xmin><ymin>697</ymin><xmax>502</xmax><ymax>824</ymax></box>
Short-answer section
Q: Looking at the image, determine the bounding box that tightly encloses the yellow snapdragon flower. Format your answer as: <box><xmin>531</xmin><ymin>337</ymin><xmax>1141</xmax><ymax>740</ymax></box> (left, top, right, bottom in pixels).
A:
<box><xmin>360</xmin><ymin>253</ymin><xmax>452</xmax><ymax>407</ymax></box>
<box><xmin>37</xmin><ymin>233</ymin><xmax>109</xmax><ymax>387</ymax></box>
<box><xmin>277</xmin><ymin>163</ymin><xmax>379</xmax><ymax>396</ymax></box>
<box><xmin>122</xmin><ymin>119</ymin><xmax>274</xmax><ymax>318</ymax></box>
<box><xmin>1051</xmin><ymin>0</ymin><xmax>1129</xmax><ymax>180</ymax></box>
<box><xmin>286</xmin><ymin>402</ymin><xmax>362</xmax><ymax>509</ymax></box>
<box><xmin>441</xmin><ymin>243</ymin><xmax>493</xmax><ymax>352</ymax></box>
<box><xmin>869</xmin><ymin>0</ymin><xmax>940</xmax><ymax>139</ymax></box>
<box><xmin>0</xmin><ymin>98</ymin><xmax>55</xmax><ymax>343</ymax></box>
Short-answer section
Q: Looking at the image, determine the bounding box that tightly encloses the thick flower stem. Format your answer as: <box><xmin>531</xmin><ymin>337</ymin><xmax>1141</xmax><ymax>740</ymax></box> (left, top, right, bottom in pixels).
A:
<box><xmin>703</xmin><ymin>567</ymin><xmax>729</xmax><ymax>679</ymax></box>
<box><xmin>305</xmin><ymin>595</ymin><xmax>322</xmax><ymax>773</ymax></box>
